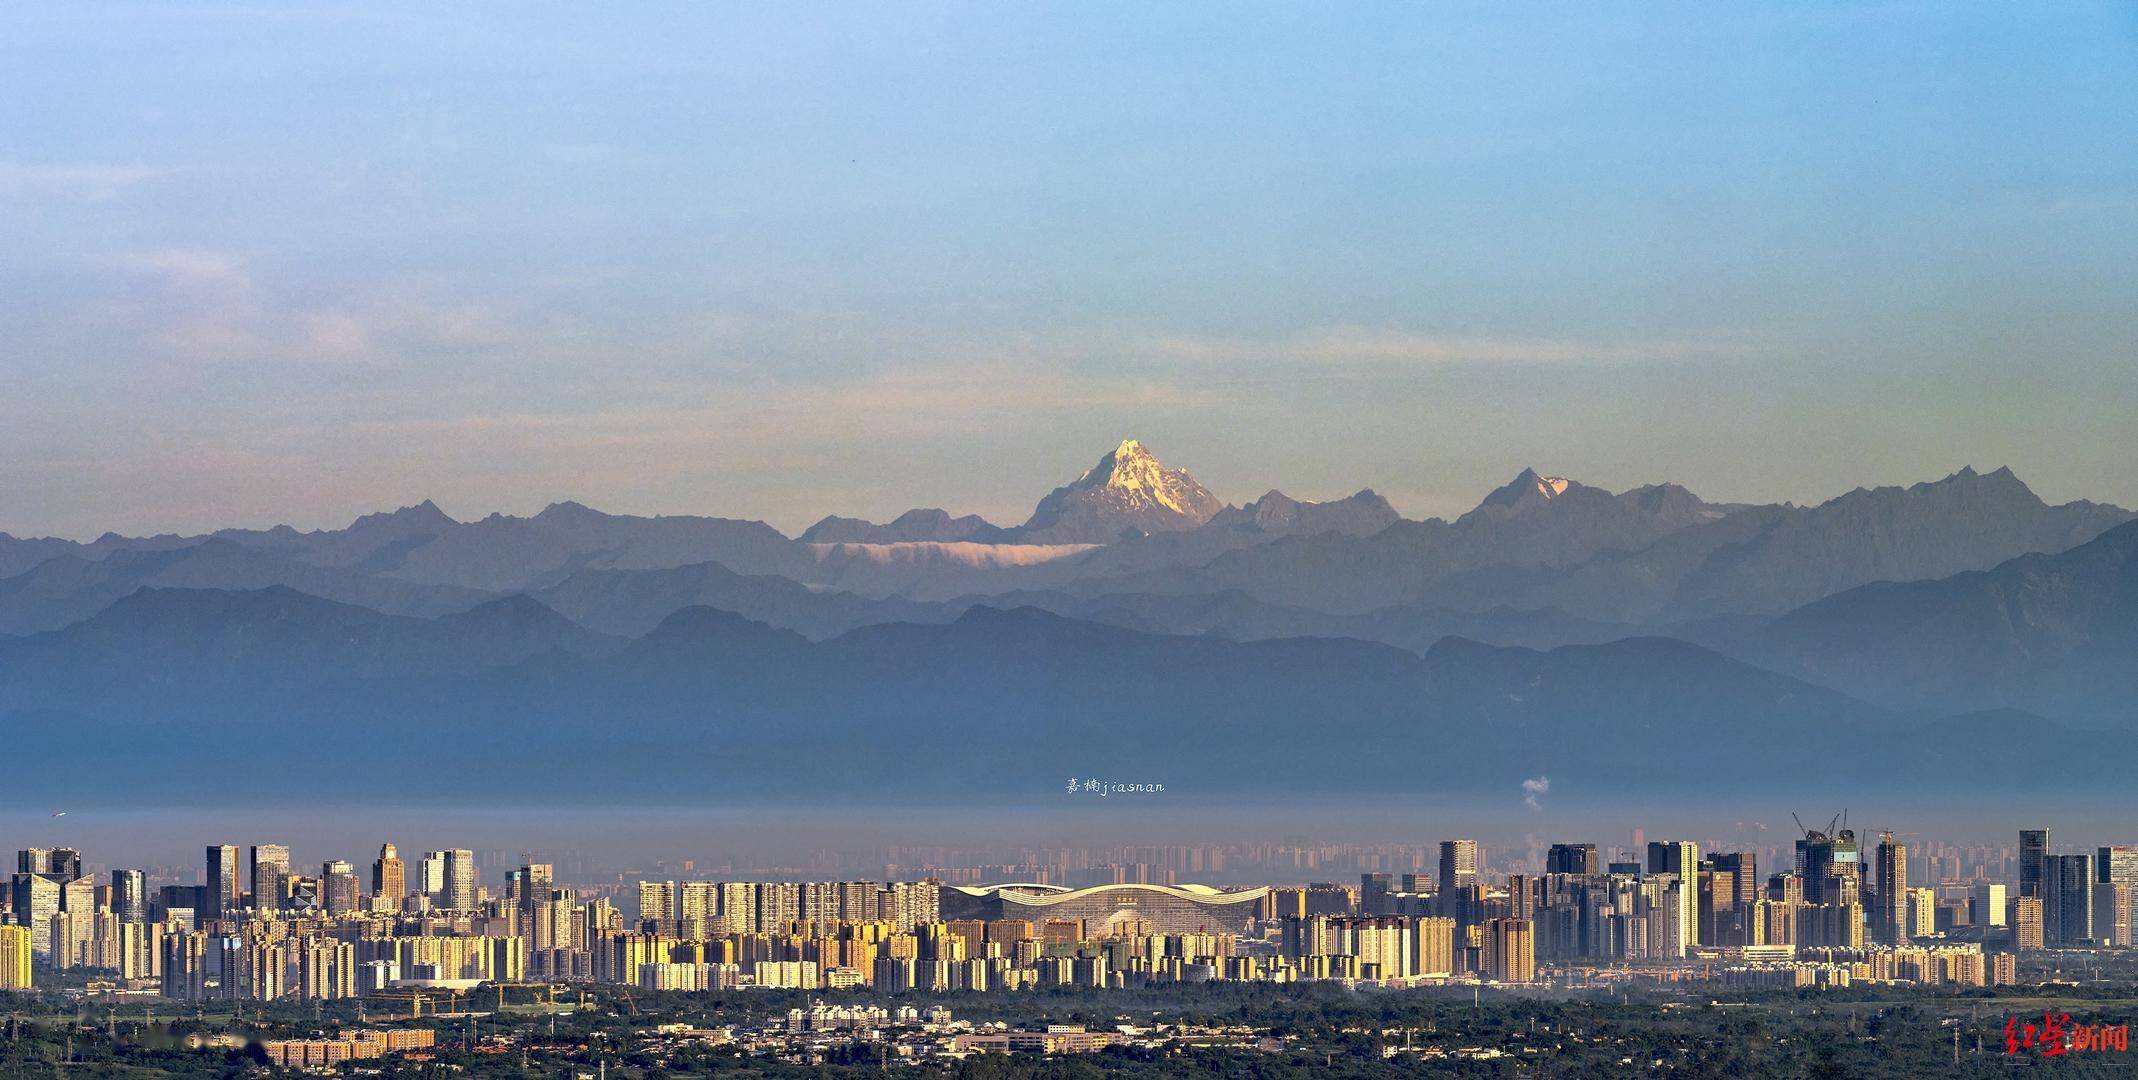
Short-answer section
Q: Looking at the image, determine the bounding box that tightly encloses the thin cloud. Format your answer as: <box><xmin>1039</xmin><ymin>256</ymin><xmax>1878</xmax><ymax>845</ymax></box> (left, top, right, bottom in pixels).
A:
<box><xmin>109</xmin><ymin>248</ymin><xmax>251</xmax><ymax>290</ymax></box>
<box><xmin>95</xmin><ymin>253</ymin><xmax>514</xmax><ymax>369</ymax></box>
<box><xmin>1149</xmin><ymin>326</ymin><xmax>1757</xmax><ymax>368</ymax></box>
<box><xmin>0</xmin><ymin>162</ymin><xmax>174</xmax><ymax>202</ymax></box>
<box><xmin>344</xmin><ymin>364</ymin><xmax>1218</xmax><ymax>451</ymax></box>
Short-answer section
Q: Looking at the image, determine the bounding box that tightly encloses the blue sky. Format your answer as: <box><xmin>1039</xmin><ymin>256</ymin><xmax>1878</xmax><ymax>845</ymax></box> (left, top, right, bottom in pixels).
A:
<box><xmin>3</xmin><ymin>3</ymin><xmax>2133</xmax><ymax>537</ymax></box>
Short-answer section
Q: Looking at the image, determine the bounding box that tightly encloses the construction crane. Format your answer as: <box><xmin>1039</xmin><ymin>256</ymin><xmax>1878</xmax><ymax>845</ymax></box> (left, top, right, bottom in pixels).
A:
<box><xmin>1792</xmin><ymin>810</ymin><xmax>1850</xmax><ymax>841</ymax></box>
<box><xmin>365</xmin><ymin>987</ymin><xmax>466</xmax><ymax>1019</ymax></box>
<box><xmin>491</xmin><ymin>982</ymin><xmax>565</xmax><ymax>1011</ymax></box>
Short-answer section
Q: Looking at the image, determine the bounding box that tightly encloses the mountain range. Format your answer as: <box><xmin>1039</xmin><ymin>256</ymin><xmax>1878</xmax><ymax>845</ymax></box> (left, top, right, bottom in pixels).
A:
<box><xmin>1</xmin><ymin>438</ymin><xmax>2131</xmax><ymax>804</ymax></box>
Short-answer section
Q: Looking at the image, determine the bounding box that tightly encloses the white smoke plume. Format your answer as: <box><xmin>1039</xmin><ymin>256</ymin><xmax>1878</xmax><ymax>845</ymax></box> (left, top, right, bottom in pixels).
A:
<box><xmin>1521</xmin><ymin>776</ymin><xmax>1551</xmax><ymax>812</ymax></box>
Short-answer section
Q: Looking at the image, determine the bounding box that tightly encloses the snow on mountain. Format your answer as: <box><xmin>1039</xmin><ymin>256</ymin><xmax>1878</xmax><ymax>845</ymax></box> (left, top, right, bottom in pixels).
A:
<box><xmin>1015</xmin><ymin>439</ymin><xmax>1224</xmax><ymax>543</ymax></box>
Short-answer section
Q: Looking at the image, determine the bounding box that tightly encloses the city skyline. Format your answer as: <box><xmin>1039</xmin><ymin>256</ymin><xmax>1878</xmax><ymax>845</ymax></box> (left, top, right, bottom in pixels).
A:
<box><xmin>11</xmin><ymin>820</ymin><xmax>2131</xmax><ymax>995</ymax></box>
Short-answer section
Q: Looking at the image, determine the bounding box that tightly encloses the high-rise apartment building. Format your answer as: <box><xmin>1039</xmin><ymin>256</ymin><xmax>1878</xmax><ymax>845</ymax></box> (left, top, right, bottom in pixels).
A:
<box><xmin>1412</xmin><ymin>916</ymin><xmax>1456</xmax><ymax>977</ymax></box>
<box><xmin>0</xmin><ymin>925</ymin><xmax>31</xmax><ymax>990</ymax></box>
<box><xmin>533</xmin><ymin>889</ymin><xmax>579</xmax><ymax>951</ymax></box>
<box><xmin>638</xmin><ymin>881</ymin><xmax>676</xmax><ymax>928</ymax></box>
<box><xmin>1485</xmin><ymin>917</ymin><xmax>1535</xmax><ymax>983</ymax></box>
<box><xmin>719</xmin><ymin>882</ymin><xmax>757</xmax><ymax>935</ymax></box>
<box><xmin>756</xmin><ymin>882</ymin><xmax>801</xmax><ymax>931</ymax></box>
<box><xmin>2010</xmin><ymin>895</ymin><xmax>2044</xmax><ymax>949</ymax></box>
<box><xmin>679</xmin><ymin>882</ymin><xmax>718</xmax><ymax>940</ymax></box>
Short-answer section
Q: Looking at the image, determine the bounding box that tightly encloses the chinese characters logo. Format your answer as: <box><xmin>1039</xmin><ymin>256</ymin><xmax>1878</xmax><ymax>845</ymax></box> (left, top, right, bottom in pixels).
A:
<box><xmin>2005</xmin><ymin>1013</ymin><xmax>2129</xmax><ymax>1056</ymax></box>
<box><xmin>1066</xmin><ymin>779</ymin><xmax>1165</xmax><ymax>796</ymax></box>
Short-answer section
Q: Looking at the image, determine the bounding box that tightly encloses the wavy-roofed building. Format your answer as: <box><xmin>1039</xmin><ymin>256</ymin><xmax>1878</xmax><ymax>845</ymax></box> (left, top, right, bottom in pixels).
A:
<box><xmin>939</xmin><ymin>883</ymin><xmax>1269</xmax><ymax>934</ymax></box>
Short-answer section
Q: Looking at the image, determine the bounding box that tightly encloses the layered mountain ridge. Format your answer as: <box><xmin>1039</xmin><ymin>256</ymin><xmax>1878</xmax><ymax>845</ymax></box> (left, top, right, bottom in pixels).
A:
<box><xmin>2</xmin><ymin>438</ymin><xmax>2132</xmax><ymax>805</ymax></box>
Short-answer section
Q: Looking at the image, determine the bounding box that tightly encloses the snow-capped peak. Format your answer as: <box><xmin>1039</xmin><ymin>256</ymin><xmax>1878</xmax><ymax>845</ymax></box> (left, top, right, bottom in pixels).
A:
<box><xmin>1473</xmin><ymin>467</ymin><xmax>1582</xmax><ymax>513</ymax></box>
<box><xmin>1081</xmin><ymin>438</ymin><xmax>1194</xmax><ymax>513</ymax></box>
<box><xmin>1017</xmin><ymin>438</ymin><xmax>1224</xmax><ymax>542</ymax></box>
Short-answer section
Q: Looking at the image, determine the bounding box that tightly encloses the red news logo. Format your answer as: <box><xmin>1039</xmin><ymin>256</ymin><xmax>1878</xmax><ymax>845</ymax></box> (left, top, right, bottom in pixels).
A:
<box><xmin>2005</xmin><ymin>1012</ymin><xmax>2130</xmax><ymax>1056</ymax></box>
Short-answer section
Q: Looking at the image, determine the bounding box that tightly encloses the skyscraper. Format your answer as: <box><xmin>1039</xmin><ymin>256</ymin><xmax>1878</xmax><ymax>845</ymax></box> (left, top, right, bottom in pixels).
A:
<box><xmin>111</xmin><ymin>869</ymin><xmax>147</xmax><ymax>924</ymax></box>
<box><xmin>1485</xmin><ymin>917</ymin><xmax>1535</xmax><ymax>983</ymax></box>
<box><xmin>16</xmin><ymin>849</ymin><xmax>82</xmax><ymax>881</ymax></box>
<box><xmin>417</xmin><ymin>851</ymin><xmax>448</xmax><ymax>904</ymax></box>
<box><xmin>1646</xmin><ymin>841</ymin><xmax>1700</xmax><ymax>957</ymax></box>
<box><xmin>1710</xmin><ymin>852</ymin><xmax>1758</xmax><ymax>907</ymax></box>
<box><xmin>2043</xmin><ymin>853</ymin><xmax>2094</xmax><ymax>945</ymax></box>
<box><xmin>1546</xmin><ymin>844</ymin><xmax>1599</xmax><ymax>876</ymax></box>
<box><xmin>1970</xmin><ymin>883</ymin><xmax>2007</xmax><ymax>927</ymax></box>
<box><xmin>322</xmin><ymin>861</ymin><xmax>360</xmax><ymax>916</ymax></box>
<box><xmin>443</xmin><ymin>849</ymin><xmax>478</xmax><ymax>911</ymax></box>
<box><xmin>372</xmin><ymin>844</ymin><xmax>405</xmax><ymax>907</ymax></box>
<box><xmin>33</xmin><ymin>849</ymin><xmax>81</xmax><ymax>881</ymax></box>
<box><xmin>639</xmin><ymin>880</ymin><xmax>677</xmax><ymax>929</ymax></box>
<box><xmin>7</xmin><ymin>873</ymin><xmax>60</xmax><ymax>959</ymax></box>
<box><xmin>1874</xmin><ymin>832</ymin><xmax>1908</xmax><ymax>944</ymax></box>
<box><xmin>2095</xmin><ymin>884</ymin><xmax>2135</xmax><ymax>948</ymax></box>
<box><xmin>2020</xmin><ymin>829</ymin><xmax>2050</xmax><ymax>898</ymax></box>
<box><xmin>2010</xmin><ymin>895</ymin><xmax>2044</xmax><ymax>949</ymax></box>
<box><xmin>1438</xmin><ymin>840</ymin><xmax>1478</xmax><ymax>894</ymax></box>
<box><xmin>1359</xmin><ymin>873</ymin><xmax>1392</xmax><ymax>915</ymax></box>
<box><xmin>679</xmin><ymin>882</ymin><xmax>718</xmax><ymax>940</ymax></box>
<box><xmin>206</xmin><ymin>845</ymin><xmax>239</xmax><ymax>921</ymax></box>
<box><xmin>514</xmin><ymin>863</ymin><xmax>554</xmax><ymax>933</ymax></box>
<box><xmin>1413</xmin><ymin>916</ymin><xmax>1456</xmax><ymax>977</ymax></box>
<box><xmin>250</xmin><ymin>844</ymin><xmax>290</xmax><ymax>911</ymax></box>
<box><xmin>1796</xmin><ymin>828</ymin><xmax>1860</xmax><ymax>905</ymax></box>
<box><xmin>2098</xmin><ymin>846</ymin><xmax>2138</xmax><ymax>889</ymax></box>
<box><xmin>0</xmin><ymin>925</ymin><xmax>30</xmax><ymax>990</ymax></box>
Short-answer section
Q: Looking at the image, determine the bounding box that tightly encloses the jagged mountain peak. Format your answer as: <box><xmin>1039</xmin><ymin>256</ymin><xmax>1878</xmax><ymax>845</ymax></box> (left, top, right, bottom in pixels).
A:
<box><xmin>349</xmin><ymin>498</ymin><xmax>457</xmax><ymax>532</ymax></box>
<box><xmin>1015</xmin><ymin>439</ymin><xmax>1222</xmax><ymax>543</ymax></box>
<box><xmin>800</xmin><ymin>508</ymin><xmax>1009</xmax><ymax>545</ymax></box>
<box><xmin>1209</xmin><ymin>488</ymin><xmax>1401</xmax><ymax>536</ymax></box>
<box><xmin>1474</xmin><ymin>468</ymin><xmax>1580</xmax><ymax>512</ymax></box>
<box><xmin>1920</xmin><ymin>464</ymin><xmax>2030</xmax><ymax>495</ymax></box>
<box><xmin>1824</xmin><ymin>465</ymin><xmax>2046</xmax><ymax>512</ymax></box>
<box><xmin>1075</xmin><ymin>439</ymin><xmax>1207</xmax><ymax>513</ymax></box>
<box><xmin>535</xmin><ymin>500</ymin><xmax>605</xmax><ymax>520</ymax></box>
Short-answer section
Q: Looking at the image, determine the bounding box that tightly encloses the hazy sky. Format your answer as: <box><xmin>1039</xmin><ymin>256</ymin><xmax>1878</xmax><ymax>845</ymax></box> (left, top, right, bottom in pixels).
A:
<box><xmin>4</xmin><ymin>3</ymin><xmax>2134</xmax><ymax>539</ymax></box>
